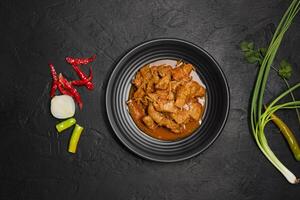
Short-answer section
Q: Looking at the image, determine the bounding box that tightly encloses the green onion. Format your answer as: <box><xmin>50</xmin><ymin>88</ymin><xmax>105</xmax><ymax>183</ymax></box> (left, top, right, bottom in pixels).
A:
<box><xmin>56</xmin><ymin>118</ymin><xmax>76</xmax><ymax>132</ymax></box>
<box><xmin>250</xmin><ymin>0</ymin><xmax>300</xmax><ymax>184</ymax></box>
<box><xmin>68</xmin><ymin>124</ymin><xmax>84</xmax><ymax>153</ymax></box>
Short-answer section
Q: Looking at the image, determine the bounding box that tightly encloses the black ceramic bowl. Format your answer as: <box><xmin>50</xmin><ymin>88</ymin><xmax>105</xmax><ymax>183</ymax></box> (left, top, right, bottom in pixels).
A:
<box><xmin>106</xmin><ymin>38</ymin><xmax>230</xmax><ymax>162</ymax></box>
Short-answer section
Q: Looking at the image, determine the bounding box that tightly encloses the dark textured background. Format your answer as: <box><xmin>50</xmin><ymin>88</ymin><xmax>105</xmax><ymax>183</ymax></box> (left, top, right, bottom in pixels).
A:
<box><xmin>1</xmin><ymin>0</ymin><xmax>300</xmax><ymax>199</ymax></box>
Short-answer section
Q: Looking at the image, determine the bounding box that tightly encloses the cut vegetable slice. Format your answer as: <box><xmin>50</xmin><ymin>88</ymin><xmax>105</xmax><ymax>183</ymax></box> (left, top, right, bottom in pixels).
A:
<box><xmin>68</xmin><ymin>124</ymin><xmax>84</xmax><ymax>153</ymax></box>
<box><xmin>56</xmin><ymin>118</ymin><xmax>76</xmax><ymax>133</ymax></box>
<box><xmin>50</xmin><ymin>95</ymin><xmax>75</xmax><ymax>119</ymax></box>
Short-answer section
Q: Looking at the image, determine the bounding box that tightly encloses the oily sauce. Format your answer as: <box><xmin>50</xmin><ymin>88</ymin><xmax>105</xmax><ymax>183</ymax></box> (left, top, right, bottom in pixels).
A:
<box><xmin>131</xmin><ymin>113</ymin><xmax>200</xmax><ymax>141</ymax></box>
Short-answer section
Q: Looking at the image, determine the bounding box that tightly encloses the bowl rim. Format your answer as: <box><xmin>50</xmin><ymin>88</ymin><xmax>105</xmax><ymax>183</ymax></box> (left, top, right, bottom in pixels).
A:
<box><xmin>105</xmin><ymin>38</ymin><xmax>230</xmax><ymax>162</ymax></box>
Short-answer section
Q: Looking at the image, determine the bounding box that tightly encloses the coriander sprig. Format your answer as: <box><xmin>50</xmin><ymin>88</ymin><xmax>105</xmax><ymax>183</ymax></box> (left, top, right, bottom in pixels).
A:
<box><xmin>240</xmin><ymin>41</ymin><xmax>262</xmax><ymax>64</ymax></box>
<box><xmin>240</xmin><ymin>41</ymin><xmax>300</xmax><ymax>128</ymax></box>
<box><xmin>279</xmin><ymin>59</ymin><xmax>293</xmax><ymax>79</ymax></box>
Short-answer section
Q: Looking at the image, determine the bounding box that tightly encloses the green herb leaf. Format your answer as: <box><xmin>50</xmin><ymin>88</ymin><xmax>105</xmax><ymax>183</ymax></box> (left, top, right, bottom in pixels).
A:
<box><xmin>244</xmin><ymin>50</ymin><xmax>261</xmax><ymax>64</ymax></box>
<box><xmin>240</xmin><ymin>41</ymin><xmax>254</xmax><ymax>52</ymax></box>
<box><xmin>244</xmin><ymin>50</ymin><xmax>253</xmax><ymax>57</ymax></box>
<box><xmin>279</xmin><ymin>59</ymin><xmax>293</xmax><ymax>79</ymax></box>
<box><xmin>259</xmin><ymin>47</ymin><xmax>267</xmax><ymax>57</ymax></box>
<box><xmin>247</xmin><ymin>42</ymin><xmax>254</xmax><ymax>50</ymax></box>
<box><xmin>246</xmin><ymin>55</ymin><xmax>260</xmax><ymax>64</ymax></box>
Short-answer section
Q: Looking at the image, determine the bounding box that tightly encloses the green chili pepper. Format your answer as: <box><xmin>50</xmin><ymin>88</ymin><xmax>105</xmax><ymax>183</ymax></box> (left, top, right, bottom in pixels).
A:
<box><xmin>270</xmin><ymin>113</ymin><xmax>300</xmax><ymax>161</ymax></box>
<box><xmin>56</xmin><ymin>118</ymin><xmax>76</xmax><ymax>132</ymax></box>
<box><xmin>68</xmin><ymin>124</ymin><xmax>84</xmax><ymax>153</ymax></box>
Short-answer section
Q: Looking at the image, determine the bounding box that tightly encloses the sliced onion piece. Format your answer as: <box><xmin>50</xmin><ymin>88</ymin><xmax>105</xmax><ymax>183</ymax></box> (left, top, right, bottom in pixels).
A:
<box><xmin>51</xmin><ymin>95</ymin><xmax>75</xmax><ymax>119</ymax></box>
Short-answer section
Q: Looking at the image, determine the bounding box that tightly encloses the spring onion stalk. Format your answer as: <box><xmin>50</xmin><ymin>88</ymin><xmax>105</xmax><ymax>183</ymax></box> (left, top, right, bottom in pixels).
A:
<box><xmin>68</xmin><ymin>124</ymin><xmax>84</xmax><ymax>153</ymax></box>
<box><xmin>56</xmin><ymin>118</ymin><xmax>76</xmax><ymax>133</ymax></box>
<box><xmin>250</xmin><ymin>0</ymin><xmax>300</xmax><ymax>184</ymax></box>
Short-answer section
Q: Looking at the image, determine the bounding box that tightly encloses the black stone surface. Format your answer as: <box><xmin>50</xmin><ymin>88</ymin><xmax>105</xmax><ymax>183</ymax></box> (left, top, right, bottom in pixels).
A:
<box><xmin>1</xmin><ymin>0</ymin><xmax>300</xmax><ymax>199</ymax></box>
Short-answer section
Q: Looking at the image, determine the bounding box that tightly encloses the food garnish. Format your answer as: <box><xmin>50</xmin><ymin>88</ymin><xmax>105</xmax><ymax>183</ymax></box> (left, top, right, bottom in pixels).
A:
<box><xmin>241</xmin><ymin>0</ymin><xmax>300</xmax><ymax>184</ymax></box>
<box><xmin>50</xmin><ymin>95</ymin><xmax>75</xmax><ymax>119</ymax></box>
<box><xmin>58</xmin><ymin>74</ymin><xmax>83</xmax><ymax>110</ymax></box>
<box><xmin>49</xmin><ymin>64</ymin><xmax>72</xmax><ymax>97</ymax></box>
<box><xmin>65</xmin><ymin>55</ymin><xmax>96</xmax><ymax>65</ymax></box>
<box><xmin>70</xmin><ymin>67</ymin><xmax>93</xmax><ymax>89</ymax></box>
<box><xmin>68</xmin><ymin>124</ymin><xmax>84</xmax><ymax>153</ymax></box>
<box><xmin>56</xmin><ymin>118</ymin><xmax>77</xmax><ymax>133</ymax></box>
<box><xmin>66</xmin><ymin>55</ymin><xmax>96</xmax><ymax>90</ymax></box>
<box><xmin>241</xmin><ymin>41</ymin><xmax>300</xmax><ymax>126</ymax></box>
<box><xmin>48</xmin><ymin>55</ymin><xmax>96</xmax><ymax>109</ymax></box>
<box><xmin>48</xmin><ymin>55</ymin><xmax>96</xmax><ymax>153</ymax></box>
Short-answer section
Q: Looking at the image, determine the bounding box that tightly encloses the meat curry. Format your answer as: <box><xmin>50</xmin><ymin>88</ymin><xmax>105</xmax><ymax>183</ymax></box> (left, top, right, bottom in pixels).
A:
<box><xmin>127</xmin><ymin>60</ymin><xmax>206</xmax><ymax>141</ymax></box>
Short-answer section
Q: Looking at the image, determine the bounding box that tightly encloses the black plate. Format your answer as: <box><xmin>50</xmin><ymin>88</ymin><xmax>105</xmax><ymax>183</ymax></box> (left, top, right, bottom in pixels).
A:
<box><xmin>106</xmin><ymin>38</ymin><xmax>230</xmax><ymax>162</ymax></box>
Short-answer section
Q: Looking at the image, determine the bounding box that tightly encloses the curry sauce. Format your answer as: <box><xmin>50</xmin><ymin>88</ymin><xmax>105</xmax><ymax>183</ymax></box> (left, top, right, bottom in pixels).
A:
<box><xmin>127</xmin><ymin>60</ymin><xmax>206</xmax><ymax>141</ymax></box>
<box><xmin>130</xmin><ymin>106</ymin><xmax>201</xmax><ymax>141</ymax></box>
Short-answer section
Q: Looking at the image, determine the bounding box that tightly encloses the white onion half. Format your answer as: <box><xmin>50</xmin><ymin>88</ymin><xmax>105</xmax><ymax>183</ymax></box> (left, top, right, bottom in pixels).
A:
<box><xmin>51</xmin><ymin>95</ymin><xmax>75</xmax><ymax>119</ymax></box>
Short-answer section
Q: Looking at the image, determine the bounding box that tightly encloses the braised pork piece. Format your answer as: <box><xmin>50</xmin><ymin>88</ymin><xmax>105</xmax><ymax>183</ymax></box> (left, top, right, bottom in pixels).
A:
<box><xmin>128</xmin><ymin>61</ymin><xmax>206</xmax><ymax>141</ymax></box>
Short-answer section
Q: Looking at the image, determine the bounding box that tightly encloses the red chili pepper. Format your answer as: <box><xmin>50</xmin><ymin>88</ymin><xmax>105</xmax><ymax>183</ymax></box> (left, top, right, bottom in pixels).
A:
<box><xmin>71</xmin><ymin>67</ymin><xmax>93</xmax><ymax>86</ymax></box>
<box><xmin>48</xmin><ymin>55</ymin><xmax>96</xmax><ymax>108</ymax></box>
<box><xmin>58</xmin><ymin>73</ymin><xmax>83</xmax><ymax>109</ymax></box>
<box><xmin>65</xmin><ymin>55</ymin><xmax>95</xmax><ymax>90</ymax></box>
<box><xmin>57</xmin><ymin>82</ymin><xmax>73</xmax><ymax>96</ymax></box>
<box><xmin>49</xmin><ymin>63</ymin><xmax>74</xmax><ymax>97</ymax></box>
<box><xmin>66</xmin><ymin>55</ymin><xmax>96</xmax><ymax>65</ymax></box>
<box><xmin>71</xmin><ymin>65</ymin><xmax>94</xmax><ymax>90</ymax></box>
<box><xmin>49</xmin><ymin>64</ymin><xmax>58</xmax><ymax>97</ymax></box>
